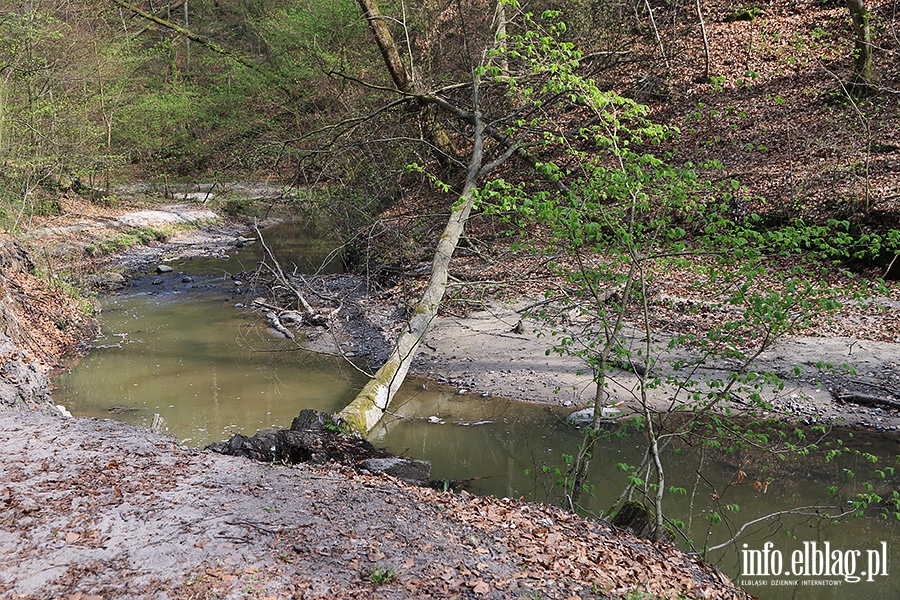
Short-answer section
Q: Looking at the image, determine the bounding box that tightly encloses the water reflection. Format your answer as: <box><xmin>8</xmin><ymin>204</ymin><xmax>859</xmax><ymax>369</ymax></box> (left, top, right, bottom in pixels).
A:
<box><xmin>54</xmin><ymin>256</ymin><xmax>364</xmax><ymax>446</ymax></box>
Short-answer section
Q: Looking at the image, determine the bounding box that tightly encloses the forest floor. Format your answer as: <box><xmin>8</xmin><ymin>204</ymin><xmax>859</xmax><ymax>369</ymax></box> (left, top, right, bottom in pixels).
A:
<box><xmin>0</xmin><ymin>408</ymin><xmax>744</xmax><ymax>600</ymax></box>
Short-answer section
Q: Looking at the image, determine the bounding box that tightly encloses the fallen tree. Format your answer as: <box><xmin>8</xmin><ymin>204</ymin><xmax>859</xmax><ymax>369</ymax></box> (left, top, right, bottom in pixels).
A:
<box><xmin>335</xmin><ymin>111</ymin><xmax>485</xmax><ymax>434</ymax></box>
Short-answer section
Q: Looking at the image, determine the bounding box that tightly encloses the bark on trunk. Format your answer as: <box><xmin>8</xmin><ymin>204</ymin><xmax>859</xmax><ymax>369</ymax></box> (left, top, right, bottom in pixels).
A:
<box><xmin>355</xmin><ymin>0</ymin><xmax>458</xmax><ymax>162</ymax></box>
<box><xmin>356</xmin><ymin>0</ymin><xmax>411</xmax><ymax>92</ymax></box>
<box><xmin>336</xmin><ymin>114</ymin><xmax>484</xmax><ymax>434</ymax></box>
<box><xmin>846</xmin><ymin>0</ymin><xmax>875</xmax><ymax>89</ymax></box>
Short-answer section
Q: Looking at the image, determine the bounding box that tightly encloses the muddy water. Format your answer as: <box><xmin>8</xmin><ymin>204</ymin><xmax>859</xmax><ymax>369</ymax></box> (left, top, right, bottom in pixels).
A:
<box><xmin>54</xmin><ymin>223</ymin><xmax>359</xmax><ymax>446</ymax></box>
<box><xmin>53</xmin><ymin>227</ymin><xmax>900</xmax><ymax>599</ymax></box>
<box><xmin>374</xmin><ymin>383</ymin><xmax>900</xmax><ymax>599</ymax></box>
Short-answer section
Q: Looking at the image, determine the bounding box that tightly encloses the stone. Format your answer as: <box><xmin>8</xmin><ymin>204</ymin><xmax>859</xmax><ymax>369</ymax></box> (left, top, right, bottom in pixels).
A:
<box><xmin>290</xmin><ymin>409</ymin><xmax>328</xmax><ymax>432</ymax></box>
<box><xmin>84</xmin><ymin>272</ymin><xmax>126</xmax><ymax>290</ymax></box>
<box><xmin>156</xmin><ymin>264</ymin><xmax>173</xmax><ymax>273</ymax></box>
<box><xmin>0</xmin><ymin>239</ymin><xmax>36</xmax><ymax>273</ymax></box>
<box><xmin>568</xmin><ymin>406</ymin><xmax>623</xmax><ymax>427</ymax></box>
<box><xmin>358</xmin><ymin>457</ymin><xmax>432</xmax><ymax>486</ymax></box>
<box><xmin>279</xmin><ymin>311</ymin><xmax>305</xmax><ymax>325</ymax></box>
<box><xmin>0</xmin><ymin>332</ymin><xmax>54</xmax><ymax>413</ymax></box>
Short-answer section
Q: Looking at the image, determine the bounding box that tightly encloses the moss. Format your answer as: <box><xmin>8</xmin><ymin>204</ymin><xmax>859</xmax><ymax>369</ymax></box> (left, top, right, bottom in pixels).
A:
<box><xmin>337</xmin><ymin>360</ymin><xmax>401</xmax><ymax>435</ymax></box>
<box><xmin>724</xmin><ymin>6</ymin><xmax>762</xmax><ymax>22</ymax></box>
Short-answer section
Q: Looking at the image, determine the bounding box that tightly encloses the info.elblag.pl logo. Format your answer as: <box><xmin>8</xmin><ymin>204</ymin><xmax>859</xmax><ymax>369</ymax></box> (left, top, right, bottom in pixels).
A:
<box><xmin>740</xmin><ymin>541</ymin><xmax>889</xmax><ymax>585</ymax></box>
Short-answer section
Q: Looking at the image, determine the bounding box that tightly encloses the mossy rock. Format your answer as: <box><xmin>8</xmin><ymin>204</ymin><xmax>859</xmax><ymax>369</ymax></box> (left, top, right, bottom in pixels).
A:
<box><xmin>611</xmin><ymin>501</ymin><xmax>674</xmax><ymax>543</ymax></box>
<box><xmin>724</xmin><ymin>6</ymin><xmax>763</xmax><ymax>22</ymax></box>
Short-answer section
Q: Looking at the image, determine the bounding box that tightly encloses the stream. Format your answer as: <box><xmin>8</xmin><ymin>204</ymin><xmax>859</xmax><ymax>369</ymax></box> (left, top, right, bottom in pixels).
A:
<box><xmin>53</xmin><ymin>221</ymin><xmax>900</xmax><ymax>599</ymax></box>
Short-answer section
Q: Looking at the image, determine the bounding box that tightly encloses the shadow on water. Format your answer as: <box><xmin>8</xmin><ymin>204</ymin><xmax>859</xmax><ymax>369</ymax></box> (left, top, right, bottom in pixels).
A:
<box><xmin>53</xmin><ymin>221</ymin><xmax>900</xmax><ymax>599</ymax></box>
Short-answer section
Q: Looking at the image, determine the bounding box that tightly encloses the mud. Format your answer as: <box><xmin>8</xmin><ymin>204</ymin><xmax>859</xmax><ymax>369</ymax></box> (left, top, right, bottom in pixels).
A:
<box><xmin>0</xmin><ymin>408</ymin><xmax>746</xmax><ymax>600</ymax></box>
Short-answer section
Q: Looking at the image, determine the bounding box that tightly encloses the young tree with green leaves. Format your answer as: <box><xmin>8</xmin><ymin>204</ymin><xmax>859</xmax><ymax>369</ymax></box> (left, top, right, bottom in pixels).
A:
<box><xmin>332</xmin><ymin>0</ymin><xmax>899</xmax><ymax>550</ymax></box>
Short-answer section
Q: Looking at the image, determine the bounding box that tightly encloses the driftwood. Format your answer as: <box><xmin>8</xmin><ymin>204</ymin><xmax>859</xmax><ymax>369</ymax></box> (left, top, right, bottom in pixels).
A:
<box><xmin>150</xmin><ymin>413</ymin><xmax>167</xmax><ymax>434</ymax></box>
<box><xmin>264</xmin><ymin>310</ymin><xmax>294</xmax><ymax>339</ymax></box>
<box><xmin>835</xmin><ymin>391</ymin><xmax>900</xmax><ymax>411</ymax></box>
<box><xmin>255</xmin><ymin>228</ymin><xmax>341</xmax><ymax>328</ymax></box>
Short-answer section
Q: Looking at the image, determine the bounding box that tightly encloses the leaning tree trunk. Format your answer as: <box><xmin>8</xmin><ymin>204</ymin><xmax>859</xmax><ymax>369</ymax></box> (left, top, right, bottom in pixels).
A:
<box><xmin>356</xmin><ymin>0</ymin><xmax>411</xmax><ymax>91</ymax></box>
<box><xmin>355</xmin><ymin>0</ymin><xmax>457</xmax><ymax>162</ymax></box>
<box><xmin>335</xmin><ymin>114</ymin><xmax>484</xmax><ymax>434</ymax></box>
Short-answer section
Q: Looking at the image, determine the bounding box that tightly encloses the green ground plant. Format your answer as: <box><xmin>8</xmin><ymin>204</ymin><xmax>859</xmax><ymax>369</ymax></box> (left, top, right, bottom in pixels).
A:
<box><xmin>368</xmin><ymin>565</ymin><xmax>398</xmax><ymax>584</ymax></box>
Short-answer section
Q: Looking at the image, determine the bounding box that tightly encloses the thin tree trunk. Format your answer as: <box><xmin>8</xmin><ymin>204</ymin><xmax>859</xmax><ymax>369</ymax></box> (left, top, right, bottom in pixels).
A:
<box><xmin>643</xmin><ymin>0</ymin><xmax>671</xmax><ymax>73</ymax></box>
<box><xmin>846</xmin><ymin>0</ymin><xmax>875</xmax><ymax>89</ymax></box>
<box><xmin>336</xmin><ymin>113</ymin><xmax>484</xmax><ymax>434</ymax></box>
<box><xmin>184</xmin><ymin>0</ymin><xmax>190</xmax><ymax>72</ymax></box>
<box><xmin>696</xmin><ymin>0</ymin><xmax>710</xmax><ymax>81</ymax></box>
<box><xmin>493</xmin><ymin>1</ymin><xmax>509</xmax><ymax>77</ymax></box>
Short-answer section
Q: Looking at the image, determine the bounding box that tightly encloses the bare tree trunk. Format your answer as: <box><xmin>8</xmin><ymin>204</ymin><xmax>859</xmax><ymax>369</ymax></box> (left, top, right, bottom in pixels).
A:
<box><xmin>846</xmin><ymin>0</ymin><xmax>875</xmax><ymax>90</ymax></box>
<box><xmin>356</xmin><ymin>0</ymin><xmax>411</xmax><ymax>92</ymax></box>
<box><xmin>111</xmin><ymin>0</ymin><xmax>299</xmax><ymax>102</ymax></box>
<box><xmin>643</xmin><ymin>0</ymin><xmax>671</xmax><ymax>73</ymax></box>
<box><xmin>355</xmin><ymin>0</ymin><xmax>457</xmax><ymax>162</ymax></box>
<box><xmin>493</xmin><ymin>0</ymin><xmax>509</xmax><ymax>77</ymax></box>
<box><xmin>184</xmin><ymin>0</ymin><xmax>190</xmax><ymax>72</ymax></box>
<box><xmin>695</xmin><ymin>0</ymin><xmax>710</xmax><ymax>82</ymax></box>
<box><xmin>336</xmin><ymin>113</ymin><xmax>484</xmax><ymax>434</ymax></box>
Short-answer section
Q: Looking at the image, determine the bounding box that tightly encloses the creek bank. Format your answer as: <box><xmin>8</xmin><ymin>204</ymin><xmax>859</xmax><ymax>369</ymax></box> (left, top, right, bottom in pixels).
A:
<box><xmin>393</xmin><ymin>301</ymin><xmax>900</xmax><ymax>434</ymax></box>
<box><xmin>0</xmin><ymin>407</ymin><xmax>748</xmax><ymax>600</ymax></box>
<box><xmin>0</xmin><ymin>238</ymin><xmax>96</xmax><ymax>414</ymax></box>
<box><xmin>36</xmin><ymin>197</ymin><xmax>898</xmax><ymax>438</ymax></box>
<box><xmin>245</xmin><ymin>255</ymin><xmax>900</xmax><ymax>434</ymax></box>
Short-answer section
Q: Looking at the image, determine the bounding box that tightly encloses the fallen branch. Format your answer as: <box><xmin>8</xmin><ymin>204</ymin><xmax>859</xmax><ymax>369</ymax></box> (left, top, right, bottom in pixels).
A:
<box><xmin>835</xmin><ymin>391</ymin><xmax>900</xmax><ymax>411</ymax></box>
<box><xmin>255</xmin><ymin>225</ymin><xmax>340</xmax><ymax>327</ymax></box>
<box><xmin>264</xmin><ymin>311</ymin><xmax>295</xmax><ymax>340</ymax></box>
